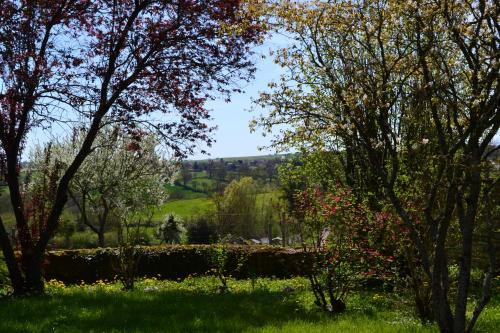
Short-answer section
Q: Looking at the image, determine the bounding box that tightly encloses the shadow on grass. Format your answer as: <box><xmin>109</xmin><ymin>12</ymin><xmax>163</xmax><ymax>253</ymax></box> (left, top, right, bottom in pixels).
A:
<box><xmin>0</xmin><ymin>289</ymin><xmax>324</xmax><ymax>333</ymax></box>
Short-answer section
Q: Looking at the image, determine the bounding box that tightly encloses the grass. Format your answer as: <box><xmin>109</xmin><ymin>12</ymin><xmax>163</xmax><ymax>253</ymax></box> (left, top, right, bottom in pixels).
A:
<box><xmin>154</xmin><ymin>191</ymin><xmax>283</xmax><ymax>221</ymax></box>
<box><xmin>154</xmin><ymin>197</ymin><xmax>215</xmax><ymax>220</ymax></box>
<box><xmin>0</xmin><ymin>269</ymin><xmax>499</xmax><ymax>333</ymax></box>
<box><xmin>165</xmin><ymin>184</ymin><xmax>208</xmax><ymax>200</ymax></box>
<box><xmin>0</xmin><ymin>278</ymin><xmax>418</xmax><ymax>333</ymax></box>
<box><xmin>0</xmin><ymin>277</ymin><xmax>498</xmax><ymax>333</ymax></box>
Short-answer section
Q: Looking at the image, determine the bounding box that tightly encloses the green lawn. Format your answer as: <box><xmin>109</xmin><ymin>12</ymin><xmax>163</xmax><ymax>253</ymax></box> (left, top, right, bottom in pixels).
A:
<box><xmin>0</xmin><ymin>277</ymin><xmax>498</xmax><ymax>333</ymax></box>
<box><xmin>0</xmin><ymin>278</ymin><xmax>410</xmax><ymax>332</ymax></box>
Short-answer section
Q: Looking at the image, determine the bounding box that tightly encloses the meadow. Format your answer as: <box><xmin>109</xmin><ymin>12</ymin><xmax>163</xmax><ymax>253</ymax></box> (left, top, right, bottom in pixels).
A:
<box><xmin>2</xmin><ymin>277</ymin><xmax>499</xmax><ymax>333</ymax></box>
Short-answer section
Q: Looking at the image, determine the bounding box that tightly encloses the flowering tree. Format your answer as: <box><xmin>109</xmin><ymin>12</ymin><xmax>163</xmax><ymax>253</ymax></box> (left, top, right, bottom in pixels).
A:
<box><xmin>29</xmin><ymin>126</ymin><xmax>175</xmax><ymax>247</ymax></box>
<box><xmin>157</xmin><ymin>213</ymin><xmax>184</xmax><ymax>244</ymax></box>
<box><xmin>0</xmin><ymin>0</ymin><xmax>266</xmax><ymax>294</ymax></box>
<box><xmin>255</xmin><ymin>1</ymin><xmax>498</xmax><ymax>331</ymax></box>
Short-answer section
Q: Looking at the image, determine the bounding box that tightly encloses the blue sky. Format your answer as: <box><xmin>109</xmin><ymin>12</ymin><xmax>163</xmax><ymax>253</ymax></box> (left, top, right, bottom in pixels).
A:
<box><xmin>190</xmin><ymin>38</ymin><xmax>286</xmax><ymax>160</ymax></box>
<box><xmin>25</xmin><ymin>37</ymin><xmax>287</xmax><ymax>162</ymax></box>
<box><xmin>26</xmin><ymin>34</ymin><xmax>498</xmax><ymax>161</ymax></box>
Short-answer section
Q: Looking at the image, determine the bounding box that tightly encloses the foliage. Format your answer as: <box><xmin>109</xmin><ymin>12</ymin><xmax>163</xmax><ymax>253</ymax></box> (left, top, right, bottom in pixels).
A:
<box><xmin>114</xmin><ymin>243</ymin><xmax>140</xmax><ymax>291</ymax></box>
<box><xmin>255</xmin><ymin>1</ymin><xmax>499</xmax><ymax>331</ymax></box>
<box><xmin>0</xmin><ymin>0</ymin><xmax>266</xmax><ymax>294</ymax></box>
<box><xmin>207</xmin><ymin>244</ymin><xmax>248</xmax><ymax>293</ymax></box>
<box><xmin>186</xmin><ymin>216</ymin><xmax>219</xmax><ymax>244</ymax></box>
<box><xmin>0</xmin><ymin>254</ymin><xmax>9</xmax><ymax>292</ymax></box>
<box><xmin>42</xmin><ymin>245</ymin><xmax>308</xmax><ymax>284</ymax></box>
<box><xmin>29</xmin><ymin>126</ymin><xmax>174</xmax><ymax>247</ymax></box>
<box><xmin>213</xmin><ymin>177</ymin><xmax>259</xmax><ymax>238</ymax></box>
<box><xmin>278</xmin><ymin>150</ymin><xmax>433</xmax><ymax>321</ymax></box>
<box><xmin>157</xmin><ymin>214</ymin><xmax>185</xmax><ymax>245</ymax></box>
<box><xmin>208</xmin><ymin>244</ymin><xmax>231</xmax><ymax>293</ymax></box>
<box><xmin>295</xmin><ymin>185</ymin><xmax>396</xmax><ymax>314</ymax></box>
<box><xmin>114</xmin><ymin>210</ymin><xmax>154</xmax><ymax>291</ymax></box>
<box><xmin>19</xmin><ymin>144</ymin><xmax>65</xmax><ymax>242</ymax></box>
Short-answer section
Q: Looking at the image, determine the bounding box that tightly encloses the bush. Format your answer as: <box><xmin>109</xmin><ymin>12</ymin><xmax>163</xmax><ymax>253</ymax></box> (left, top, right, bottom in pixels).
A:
<box><xmin>186</xmin><ymin>216</ymin><xmax>218</xmax><ymax>244</ymax></box>
<box><xmin>42</xmin><ymin>245</ymin><xmax>310</xmax><ymax>284</ymax></box>
<box><xmin>157</xmin><ymin>214</ymin><xmax>184</xmax><ymax>244</ymax></box>
<box><xmin>0</xmin><ymin>255</ymin><xmax>10</xmax><ymax>291</ymax></box>
<box><xmin>168</xmin><ymin>189</ymin><xmax>186</xmax><ymax>200</ymax></box>
<box><xmin>294</xmin><ymin>186</ymin><xmax>397</xmax><ymax>314</ymax></box>
<box><xmin>207</xmin><ymin>244</ymin><xmax>248</xmax><ymax>293</ymax></box>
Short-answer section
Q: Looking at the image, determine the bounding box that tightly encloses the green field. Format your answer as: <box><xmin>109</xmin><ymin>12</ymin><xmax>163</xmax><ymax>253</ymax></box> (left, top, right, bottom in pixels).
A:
<box><xmin>165</xmin><ymin>184</ymin><xmax>208</xmax><ymax>200</ymax></box>
<box><xmin>153</xmin><ymin>197</ymin><xmax>215</xmax><ymax>220</ymax></box>
<box><xmin>0</xmin><ymin>180</ymin><xmax>282</xmax><ymax>248</ymax></box>
<box><xmin>153</xmin><ymin>190</ymin><xmax>282</xmax><ymax>221</ymax></box>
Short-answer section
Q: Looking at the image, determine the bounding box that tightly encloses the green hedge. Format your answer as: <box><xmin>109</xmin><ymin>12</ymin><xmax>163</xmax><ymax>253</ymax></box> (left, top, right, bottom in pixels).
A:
<box><xmin>43</xmin><ymin>245</ymin><xmax>311</xmax><ymax>284</ymax></box>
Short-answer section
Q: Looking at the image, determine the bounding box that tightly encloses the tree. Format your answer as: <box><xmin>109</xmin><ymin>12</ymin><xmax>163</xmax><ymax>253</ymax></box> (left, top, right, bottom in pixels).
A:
<box><xmin>48</xmin><ymin>126</ymin><xmax>172</xmax><ymax>247</ymax></box>
<box><xmin>186</xmin><ymin>215</ymin><xmax>218</xmax><ymax>244</ymax></box>
<box><xmin>255</xmin><ymin>1</ymin><xmax>499</xmax><ymax>332</ymax></box>
<box><xmin>0</xmin><ymin>0</ymin><xmax>266</xmax><ymax>294</ymax></box>
<box><xmin>180</xmin><ymin>167</ymin><xmax>192</xmax><ymax>187</ymax></box>
<box><xmin>213</xmin><ymin>176</ymin><xmax>258</xmax><ymax>238</ymax></box>
<box><xmin>157</xmin><ymin>213</ymin><xmax>184</xmax><ymax>244</ymax></box>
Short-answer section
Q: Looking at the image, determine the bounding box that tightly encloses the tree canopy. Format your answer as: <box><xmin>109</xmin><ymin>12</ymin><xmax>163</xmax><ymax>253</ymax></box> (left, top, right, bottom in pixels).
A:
<box><xmin>0</xmin><ymin>0</ymin><xmax>266</xmax><ymax>294</ymax></box>
<box><xmin>254</xmin><ymin>1</ymin><xmax>499</xmax><ymax>332</ymax></box>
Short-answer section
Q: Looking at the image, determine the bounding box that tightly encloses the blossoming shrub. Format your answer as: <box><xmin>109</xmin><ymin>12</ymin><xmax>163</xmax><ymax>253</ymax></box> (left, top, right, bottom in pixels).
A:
<box><xmin>295</xmin><ymin>185</ymin><xmax>396</xmax><ymax>314</ymax></box>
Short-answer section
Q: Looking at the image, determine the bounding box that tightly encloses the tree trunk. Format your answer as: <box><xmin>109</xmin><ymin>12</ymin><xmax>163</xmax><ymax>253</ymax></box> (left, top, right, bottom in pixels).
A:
<box><xmin>98</xmin><ymin>230</ymin><xmax>106</xmax><ymax>248</ymax></box>
<box><xmin>97</xmin><ymin>201</ymin><xmax>109</xmax><ymax>248</ymax></box>
<box><xmin>21</xmin><ymin>251</ymin><xmax>45</xmax><ymax>294</ymax></box>
<box><xmin>0</xmin><ymin>219</ymin><xmax>24</xmax><ymax>294</ymax></box>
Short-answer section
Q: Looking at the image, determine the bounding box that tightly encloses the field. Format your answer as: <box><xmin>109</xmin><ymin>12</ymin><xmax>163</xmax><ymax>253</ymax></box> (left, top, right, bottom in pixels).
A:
<box><xmin>153</xmin><ymin>197</ymin><xmax>214</xmax><ymax>220</ymax></box>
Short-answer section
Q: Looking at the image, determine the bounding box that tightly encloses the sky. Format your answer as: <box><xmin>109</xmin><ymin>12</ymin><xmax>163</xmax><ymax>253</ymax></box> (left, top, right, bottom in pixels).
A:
<box><xmin>189</xmin><ymin>38</ymin><xmax>287</xmax><ymax>160</ymax></box>
<box><xmin>24</xmin><ymin>37</ymin><xmax>287</xmax><ymax>162</ymax></box>
<box><xmin>25</xmin><ymin>34</ymin><xmax>499</xmax><ymax>161</ymax></box>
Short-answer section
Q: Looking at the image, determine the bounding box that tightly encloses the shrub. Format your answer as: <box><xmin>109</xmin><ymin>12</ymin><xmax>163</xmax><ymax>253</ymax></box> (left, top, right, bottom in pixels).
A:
<box><xmin>114</xmin><ymin>244</ymin><xmax>140</xmax><ymax>291</ymax></box>
<box><xmin>207</xmin><ymin>244</ymin><xmax>248</xmax><ymax>293</ymax></box>
<box><xmin>157</xmin><ymin>214</ymin><xmax>184</xmax><ymax>244</ymax></box>
<box><xmin>186</xmin><ymin>216</ymin><xmax>218</xmax><ymax>244</ymax></box>
<box><xmin>67</xmin><ymin>230</ymin><xmax>100</xmax><ymax>249</ymax></box>
<box><xmin>295</xmin><ymin>186</ymin><xmax>396</xmax><ymax>314</ymax></box>
<box><xmin>42</xmin><ymin>245</ymin><xmax>310</xmax><ymax>284</ymax></box>
<box><xmin>168</xmin><ymin>189</ymin><xmax>186</xmax><ymax>200</ymax></box>
<box><xmin>0</xmin><ymin>255</ymin><xmax>10</xmax><ymax>292</ymax></box>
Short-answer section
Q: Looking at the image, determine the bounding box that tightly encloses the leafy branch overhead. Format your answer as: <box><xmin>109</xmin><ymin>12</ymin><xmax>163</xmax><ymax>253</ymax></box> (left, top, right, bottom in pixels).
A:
<box><xmin>0</xmin><ymin>0</ymin><xmax>267</xmax><ymax>295</ymax></box>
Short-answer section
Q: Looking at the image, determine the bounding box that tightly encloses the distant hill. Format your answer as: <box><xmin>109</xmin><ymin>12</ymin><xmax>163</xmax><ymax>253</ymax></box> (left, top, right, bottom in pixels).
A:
<box><xmin>186</xmin><ymin>153</ymin><xmax>296</xmax><ymax>163</ymax></box>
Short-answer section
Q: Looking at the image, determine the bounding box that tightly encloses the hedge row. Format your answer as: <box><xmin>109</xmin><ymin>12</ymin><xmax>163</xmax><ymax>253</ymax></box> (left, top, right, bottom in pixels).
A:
<box><xmin>43</xmin><ymin>245</ymin><xmax>312</xmax><ymax>284</ymax></box>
